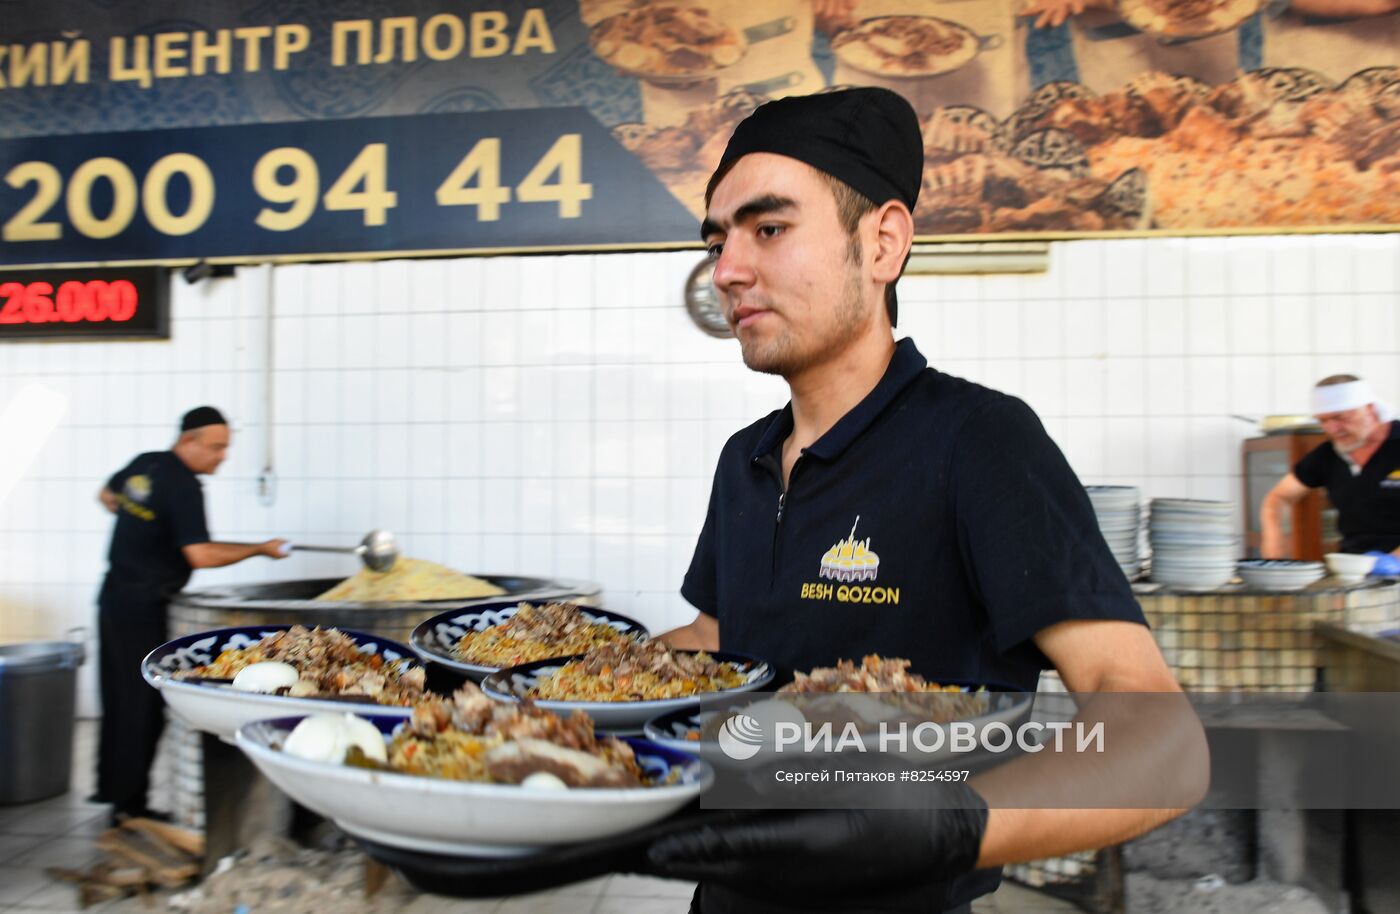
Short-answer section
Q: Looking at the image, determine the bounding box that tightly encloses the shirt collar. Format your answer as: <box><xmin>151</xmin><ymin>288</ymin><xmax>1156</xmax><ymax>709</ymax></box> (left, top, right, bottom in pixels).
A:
<box><xmin>1334</xmin><ymin>421</ymin><xmax>1399</xmax><ymax>475</ymax></box>
<box><xmin>749</xmin><ymin>337</ymin><xmax>929</xmax><ymax>465</ymax></box>
<box><xmin>167</xmin><ymin>449</ymin><xmax>203</xmax><ymax>484</ymax></box>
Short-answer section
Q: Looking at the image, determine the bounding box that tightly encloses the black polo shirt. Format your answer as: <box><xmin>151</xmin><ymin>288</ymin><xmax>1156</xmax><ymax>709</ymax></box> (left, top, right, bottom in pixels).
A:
<box><xmin>1294</xmin><ymin>420</ymin><xmax>1400</xmax><ymax>554</ymax></box>
<box><xmin>105</xmin><ymin>451</ymin><xmax>209</xmax><ymax>595</ymax></box>
<box><xmin>682</xmin><ymin>337</ymin><xmax>1147</xmax><ymax>692</ymax></box>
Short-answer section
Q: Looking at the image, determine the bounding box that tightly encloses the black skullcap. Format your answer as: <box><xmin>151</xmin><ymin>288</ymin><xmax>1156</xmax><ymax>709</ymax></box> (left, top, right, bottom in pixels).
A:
<box><xmin>706</xmin><ymin>87</ymin><xmax>923</xmax><ymax>327</ymax></box>
<box><xmin>180</xmin><ymin>406</ymin><xmax>226</xmax><ymax>432</ymax></box>
<box><xmin>706</xmin><ymin>87</ymin><xmax>923</xmax><ymax>212</ymax></box>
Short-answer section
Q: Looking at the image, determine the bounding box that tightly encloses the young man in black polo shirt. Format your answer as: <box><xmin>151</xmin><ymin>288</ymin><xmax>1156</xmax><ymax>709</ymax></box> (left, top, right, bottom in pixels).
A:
<box><xmin>96</xmin><ymin>406</ymin><xmax>286</xmax><ymax>823</ymax></box>
<box><xmin>1261</xmin><ymin>374</ymin><xmax>1400</xmax><ymax>559</ymax></box>
<box><xmin>651</xmin><ymin>88</ymin><xmax>1205</xmax><ymax>913</ymax></box>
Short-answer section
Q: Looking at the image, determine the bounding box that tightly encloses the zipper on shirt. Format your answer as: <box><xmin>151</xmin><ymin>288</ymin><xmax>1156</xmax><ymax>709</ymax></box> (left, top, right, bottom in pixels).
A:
<box><xmin>772</xmin><ymin>488</ymin><xmax>785</xmax><ymax>583</ymax></box>
<box><xmin>754</xmin><ymin>451</ymin><xmax>795</xmax><ymax>587</ymax></box>
<box><xmin>771</xmin><ymin>490</ymin><xmax>788</xmax><ymax>583</ymax></box>
<box><xmin>770</xmin><ymin>457</ymin><xmax>806</xmax><ymax>586</ymax></box>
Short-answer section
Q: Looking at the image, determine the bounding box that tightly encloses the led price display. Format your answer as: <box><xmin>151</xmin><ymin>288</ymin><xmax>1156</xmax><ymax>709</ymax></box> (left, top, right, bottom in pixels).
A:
<box><xmin>0</xmin><ymin>266</ymin><xmax>168</xmax><ymax>339</ymax></box>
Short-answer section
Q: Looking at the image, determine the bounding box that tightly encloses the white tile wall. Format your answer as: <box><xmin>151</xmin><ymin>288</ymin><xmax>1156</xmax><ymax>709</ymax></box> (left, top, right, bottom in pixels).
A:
<box><xmin>1</xmin><ymin>235</ymin><xmax>1397</xmax><ymax>716</ymax></box>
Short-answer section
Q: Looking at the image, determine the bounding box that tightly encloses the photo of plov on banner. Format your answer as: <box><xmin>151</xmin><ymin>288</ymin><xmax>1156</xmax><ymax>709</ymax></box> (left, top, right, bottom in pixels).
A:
<box><xmin>3</xmin><ymin>0</ymin><xmax>1399</xmax><ymax>268</ymax></box>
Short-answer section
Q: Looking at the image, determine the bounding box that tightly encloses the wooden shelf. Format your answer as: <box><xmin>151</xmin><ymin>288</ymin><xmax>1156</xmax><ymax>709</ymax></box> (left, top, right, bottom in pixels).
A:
<box><xmin>1241</xmin><ymin>433</ymin><xmax>1338</xmax><ymax>561</ymax></box>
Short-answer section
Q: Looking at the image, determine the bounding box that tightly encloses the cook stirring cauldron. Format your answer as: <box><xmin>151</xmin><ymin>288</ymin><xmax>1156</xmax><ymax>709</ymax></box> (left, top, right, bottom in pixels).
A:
<box><xmin>94</xmin><ymin>406</ymin><xmax>287</xmax><ymax>824</ymax></box>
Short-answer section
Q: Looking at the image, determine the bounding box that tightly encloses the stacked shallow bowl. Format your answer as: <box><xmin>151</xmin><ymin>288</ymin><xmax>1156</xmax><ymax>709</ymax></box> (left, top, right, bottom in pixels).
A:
<box><xmin>1085</xmin><ymin>486</ymin><xmax>1142</xmax><ymax>580</ymax></box>
<box><xmin>1149</xmin><ymin>499</ymin><xmax>1238</xmax><ymax>590</ymax></box>
<box><xmin>1235</xmin><ymin>559</ymin><xmax>1326</xmax><ymax>591</ymax></box>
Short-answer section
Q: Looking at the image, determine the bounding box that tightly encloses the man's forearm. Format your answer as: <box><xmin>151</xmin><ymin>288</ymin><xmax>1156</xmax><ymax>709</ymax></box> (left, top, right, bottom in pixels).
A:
<box><xmin>658</xmin><ymin>617</ymin><xmax>720</xmax><ymax>651</ymax></box>
<box><xmin>1259</xmin><ymin>494</ymin><xmax>1289</xmax><ymax>558</ymax></box>
<box><xmin>969</xmin><ymin>691</ymin><xmax>1208</xmax><ymax>867</ymax></box>
<box><xmin>977</xmin><ymin>806</ymin><xmax>1184</xmax><ymax>868</ymax></box>
<box><xmin>185</xmin><ymin>541</ymin><xmax>268</xmax><ymax>569</ymax></box>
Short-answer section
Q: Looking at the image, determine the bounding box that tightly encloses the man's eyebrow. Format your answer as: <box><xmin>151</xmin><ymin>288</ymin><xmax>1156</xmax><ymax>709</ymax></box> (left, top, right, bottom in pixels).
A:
<box><xmin>700</xmin><ymin>194</ymin><xmax>798</xmax><ymax>241</ymax></box>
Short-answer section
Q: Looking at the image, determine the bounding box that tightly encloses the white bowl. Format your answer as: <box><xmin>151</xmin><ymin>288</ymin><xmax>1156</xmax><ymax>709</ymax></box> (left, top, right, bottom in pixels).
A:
<box><xmin>1150</xmin><ymin>498</ymin><xmax>1233</xmax><ymax>514</ymax></box>
<box><xmin>1325</xmin><ymin>553</ymin><xmax>1377</xmax><ymax>584</ymax></box>
<box><xmin>143</xmin><ymin>626</ymin><xmax>419</xmax><ymax>741</ymax></box>
<box><xmin>1149</xmin><ymin>519</ymin><xmax>1235</xmax><ymax>533</ymax></box>
<box><xmin>236</xmin><ymin>714</ymin><xmax>712</xmax><ymax>857</ymax></box>
<box><xmin>1086</xmin><ymin>485</ymin><xmax>1139</xmax><ymax>505</ymax></box>
<box><xmin>1150</xmin><ymin>552</ymin><xmax>1239</xmax><ymax>566</ymax></box>
<box><xmin>1151</xmin><ymin>566</ymin><xmax>1236</xmax><ymax>589</ymax></box>
<box><xmin>1237</xmin><ymin>560</ymin><xmax>1325</xmax><ymax>592</ymax></box>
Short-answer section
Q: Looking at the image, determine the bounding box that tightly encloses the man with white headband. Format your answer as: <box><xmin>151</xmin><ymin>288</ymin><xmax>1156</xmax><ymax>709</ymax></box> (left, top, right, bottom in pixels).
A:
<box><xmin>1261</xmin><ymin>374</ymin><xmax>1400</xmax><ymax>558</ymax></box>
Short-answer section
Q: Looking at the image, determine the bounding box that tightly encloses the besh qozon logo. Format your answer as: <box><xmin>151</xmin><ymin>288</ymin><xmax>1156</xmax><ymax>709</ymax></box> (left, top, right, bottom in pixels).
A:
<box><xmin>715</xmin><ymin>713</ymin><xmax>1105</xmax><ymax>760</ymax></box>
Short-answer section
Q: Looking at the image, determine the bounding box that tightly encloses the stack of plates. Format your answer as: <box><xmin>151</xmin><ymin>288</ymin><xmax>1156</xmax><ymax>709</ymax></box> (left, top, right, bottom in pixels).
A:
<box><xmin>1149</xmin><ymin>499</ymin><xmax>1239</xmax><ymax>590</ymax></box>
<box><xmin>1236</xmin><ymin>559</ymin><xmax>1325</xmax><ymax>592</ymax></box>
<box><xmin>1086</xmin><ymin>486</ymin><xmax>1142</xmax><ymax>580</ymax></box>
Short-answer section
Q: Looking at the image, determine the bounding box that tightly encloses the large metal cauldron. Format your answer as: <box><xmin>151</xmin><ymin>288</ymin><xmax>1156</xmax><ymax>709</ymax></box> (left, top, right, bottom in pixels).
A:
<box><xmin>165</xmin><ymin>574</ymin><xmax>601</xmax><ymax>644</ymax></box>
<box><xmin>159</xmin><ymin>574</ymin><xmax>601</xmax><ymax>830</ymax></box>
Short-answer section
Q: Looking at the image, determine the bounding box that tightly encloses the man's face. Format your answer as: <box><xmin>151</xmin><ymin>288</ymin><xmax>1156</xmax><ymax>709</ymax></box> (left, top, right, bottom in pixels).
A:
<box><xmin>702</xmin><ymin>154</ymin><xmax>869</xmax><ymax>378</ymax></box>
<box><xmin>186</xmin><ymin>425</ymin><xmax>231</xmax><ymax>474</ymax></box>
<box><xmin>1316</xmin><ymin>405</ymin><xmax>1378</xmax><ymax>453</ymax></box>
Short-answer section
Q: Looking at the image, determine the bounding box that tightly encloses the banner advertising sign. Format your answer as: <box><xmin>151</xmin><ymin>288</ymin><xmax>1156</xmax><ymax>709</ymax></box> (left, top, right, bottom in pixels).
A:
<box><xmin>2</xmin><ymin>1</ymin><xmax>1397</xmax><ymax>266</ymax></box>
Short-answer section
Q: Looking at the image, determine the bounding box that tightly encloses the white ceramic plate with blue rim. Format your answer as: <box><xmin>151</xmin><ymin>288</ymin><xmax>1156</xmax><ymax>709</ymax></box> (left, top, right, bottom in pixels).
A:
<box><xmin>409</xmin><ymin>600</ymin><xmax>650</xmax><ymax>681</ymax></box>
<box><xmin>1236</xmin><ymin>559</ymin><xmax>1325</xmax><ymax>591</ymax></box>
<box><xmin>643</xmin><ymin>680</ymin><xmax>1033</xmax><ymax>765</ymax></box>
<box><xmin>481</xmin><ymin>651</ymin><xmax>775</xmax><ymax>734</ymax></box>
<box><xmin>235</xmin><ymin>714</ymin><xmax>712</xmax><ymax>857</ymax></box>
<box><xmin>142</xmin><ymin>626</ymin><xmax>420</xmax><ymax>742</ymax></box>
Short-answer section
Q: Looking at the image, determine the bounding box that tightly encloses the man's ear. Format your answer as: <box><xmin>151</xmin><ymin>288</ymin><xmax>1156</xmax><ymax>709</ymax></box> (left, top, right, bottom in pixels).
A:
<box><xmin>869</xmin><ymin>201</ymin><xmax>914</xmax><ymax>286</ymax></box>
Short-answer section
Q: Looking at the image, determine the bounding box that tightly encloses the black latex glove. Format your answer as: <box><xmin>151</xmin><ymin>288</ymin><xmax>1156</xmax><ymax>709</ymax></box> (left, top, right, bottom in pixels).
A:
<box><xmin>645</xmin><ymin>784</ymin><xmax>989</xmax><ymax>899</ymax></box>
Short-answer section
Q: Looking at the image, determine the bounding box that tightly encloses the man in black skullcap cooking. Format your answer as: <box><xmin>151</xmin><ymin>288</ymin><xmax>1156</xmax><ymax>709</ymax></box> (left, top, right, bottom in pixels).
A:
<box><xmin>654</xmin><ymin>88</ymin><xmax>1206</xmax><ymax>913</ymax></box>
<box><xmin>95</xmin><ymin>406</ymin><xmax>286</xmax><ymax>823</ymax></box>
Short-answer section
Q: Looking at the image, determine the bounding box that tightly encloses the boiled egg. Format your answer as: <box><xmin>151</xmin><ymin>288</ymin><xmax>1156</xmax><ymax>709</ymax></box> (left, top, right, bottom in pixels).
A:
<box><xmin>283</xmin><ymin>713</ymin><xmax>388</xmax><ymax>764</ymax></box>
<box><xmin>231</xmin><ymin>661</ymin><xmax>299</xmax><ymax>694</ymax></box>
<box><xmin>521</xmin><ymin>771</ymin><xmax>570</xmax><ymax>790</ymax></box>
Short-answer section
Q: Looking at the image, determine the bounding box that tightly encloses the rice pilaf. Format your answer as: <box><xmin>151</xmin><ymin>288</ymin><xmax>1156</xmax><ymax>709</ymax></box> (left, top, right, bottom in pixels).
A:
<box><xmin>531</xmin><ymin>639</ymin><xmax>747</xmax><ymax>702</ymax></box>
<box><xmin>455</xmin><ymin>601</ymin><xmax>629</xmax><ymax>667</ymax></box>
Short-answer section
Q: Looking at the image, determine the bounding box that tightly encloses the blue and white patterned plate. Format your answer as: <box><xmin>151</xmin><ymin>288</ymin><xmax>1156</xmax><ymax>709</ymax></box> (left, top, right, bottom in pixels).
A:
<box><xmin>142</xmin><ymin>626</ymin><xmax>419</xmax><ymax>741</ymax></box>
<box><xmin>645</xmin><ymin>706</ymin><xmax>727</xmax><ymax>752</ymax></box>
<box><xmin>236</xmin><ymin>714</ymin><xmax>712</xmax><ymax>857</ymax></box>
<box><xmin>481</xmin><ymin>651</ymin><xmax>774</xmax><ymax>734</ymax></box>
<box><xmin>409</xmin><ymin>600</ymin><xmax>649</xmax><ymax>681</ymax></box>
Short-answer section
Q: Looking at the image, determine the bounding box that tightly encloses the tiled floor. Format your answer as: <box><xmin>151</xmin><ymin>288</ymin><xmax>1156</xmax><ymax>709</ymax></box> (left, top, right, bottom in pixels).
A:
<box><xmin>0</xmin><ymin>721</ymin><xmax>1077</xmax><ymax>913</ymax></box>
<box><xmin>0</xmin><ymin>721</ymin><xmax>109</xmax><ymax>911</ymax></box>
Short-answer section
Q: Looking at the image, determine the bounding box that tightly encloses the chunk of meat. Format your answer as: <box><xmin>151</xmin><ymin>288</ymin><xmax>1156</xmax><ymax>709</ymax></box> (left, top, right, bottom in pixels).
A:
<box><xmin>483</xmin><ymin>739</ymin><xmax>641</xmax><ymax>787</ymax></box>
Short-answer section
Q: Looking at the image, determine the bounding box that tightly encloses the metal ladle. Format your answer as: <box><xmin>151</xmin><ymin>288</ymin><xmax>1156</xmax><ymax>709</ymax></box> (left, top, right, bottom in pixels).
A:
<box><xmin>281</xmin><ymin>529</ymin><xmax>400</xmax><ymax>572</ymax></box>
